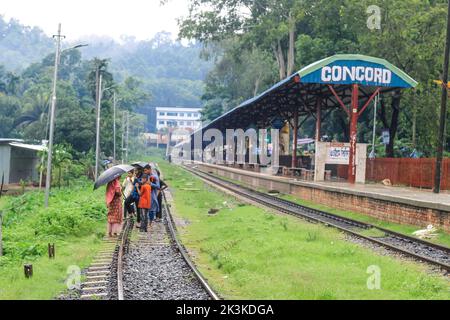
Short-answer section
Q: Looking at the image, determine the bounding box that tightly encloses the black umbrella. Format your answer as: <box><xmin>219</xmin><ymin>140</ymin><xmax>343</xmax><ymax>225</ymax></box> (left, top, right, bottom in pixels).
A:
<box><xmin>94</xmin><ymin>164</ymin><xmax>135</xmax><ymax>190</ymax></box>
<box><xmin>131</xmin><ymin>161</ymin><xmax>148</xmax><ymax>169</ymax></box>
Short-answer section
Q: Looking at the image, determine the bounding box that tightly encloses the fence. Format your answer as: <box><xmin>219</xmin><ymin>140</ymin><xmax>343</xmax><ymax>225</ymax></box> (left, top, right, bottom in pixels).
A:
<box><xmin>365</xmin><ymin>158</ymin><xmax>450</xmax><ymax>190</ymax></box>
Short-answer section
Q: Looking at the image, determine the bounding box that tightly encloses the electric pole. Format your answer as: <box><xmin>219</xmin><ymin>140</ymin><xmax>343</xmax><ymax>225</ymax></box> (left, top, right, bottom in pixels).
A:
<box><xmin>121</xmin><ymin>111</ymin><xmax>125</xmax><ymax>164</ymax></box>
<box><xmin>44</xmin><ymin>23</ymin><xmax>65</xmax><ymax>207</ymax></box>
<box><xmin>113</xmin><ymin>91</ymin><xmax>117</xmax><ymax>163</ymax></box>
<box><xmin>126</xmin><ymin>111</ymin><xmax>130</xmax><ymax>163</ymax></box>
<box><xmin>434</xmin><ymin>0</ymin><xmax>450</xmax><ymax>193</ymax></box>
<box><xmin>95</xmin><ymin>73</ymin><xmax>103</xmax><ymax>180</ymax></box>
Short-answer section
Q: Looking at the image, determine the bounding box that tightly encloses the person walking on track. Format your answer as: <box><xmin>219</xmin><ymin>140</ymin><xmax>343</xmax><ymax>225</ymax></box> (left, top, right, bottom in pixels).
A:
<box><xmin>155</xmin><ymin>168</ymin><xmax>167</xmax><ymax>222</ymax></box>
<box><xmin>132</xmin><ymin>168</ymin><xmax>143</xmax><ymax>228</ymax></box>
<box><xmin>136</xmin><ymin>174</ymin><xmax>151</xmax><ymax>233</ymax></box>
<box><xmin>122</xmin><ymin>170</ymin><xmax>135</xmax><ymax>218</ymax></box>
<box><xmin>148</xmin><ymin>166</ymin><xmax>160</xmax><ymax>227</ymax></box>
<box><xmin>106</xmin><ymin>177</ymin><xmax>123</xmax><ymax>237</ymax></box>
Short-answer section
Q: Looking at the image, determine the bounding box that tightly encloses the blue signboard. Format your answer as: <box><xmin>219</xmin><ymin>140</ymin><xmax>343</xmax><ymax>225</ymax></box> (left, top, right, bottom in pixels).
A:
<box><xmin>297</xmin><ymin>55</ymin><xmax>417</xmax><ymax>88</ymax></box>
<box><xmin>300</xmin><ymin>60</ymin><xmax>411</xmax><ymax>88</ymax></box>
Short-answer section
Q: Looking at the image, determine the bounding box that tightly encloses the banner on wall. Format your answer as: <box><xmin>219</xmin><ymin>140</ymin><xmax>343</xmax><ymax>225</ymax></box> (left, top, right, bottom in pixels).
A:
<box><xmin>326</xmin><ymin>143</ymin><xmax>350</xmax><ymax>164</ymax></box>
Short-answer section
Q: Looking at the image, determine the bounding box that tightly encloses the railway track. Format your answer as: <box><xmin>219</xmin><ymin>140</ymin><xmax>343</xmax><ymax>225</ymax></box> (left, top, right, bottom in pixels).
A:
<box><xmin>183</xmin><ymin>164</ymin><xmax>450</xmax><ymax>273</ymax></box>
<box><xmin>113</xmin><ymin>189</ymin><xmax>219</xmax><ymax>300</ymax></box>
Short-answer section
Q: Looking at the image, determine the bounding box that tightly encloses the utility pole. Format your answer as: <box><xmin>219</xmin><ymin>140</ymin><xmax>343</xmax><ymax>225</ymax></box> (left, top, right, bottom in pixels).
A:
<box><xmin>44</xmin><ymin>23</ymin><xmax>65</xmax><ymax>207</ymax></box>
<box><xmin>121</xmin><ymin>111</ymin><xmax>125</xmax><ymax>164</ymax></box>
<box><xmin>95</xmin><ymin>73</ymin><xmax>103</xmax><ymax>180</ymax></box>
<box><xmin>113</xmin><ymin>91</ymin><xmax>117</xmax><ymax>163</ymax></box>
<box><xmin>125</xmin><ymin>111</ymin><xmax>130</xmax><ymax>163</ymax></box>
<box><xmin>434</xmin><ymin>0</ymin><xmax>450</xmax><ymax>193</ymax></box>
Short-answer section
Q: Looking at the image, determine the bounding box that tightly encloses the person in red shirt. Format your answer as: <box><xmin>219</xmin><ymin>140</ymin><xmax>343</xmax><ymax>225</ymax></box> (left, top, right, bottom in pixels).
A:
<box><xmin>136</xmin><ymin>175</ymin><xmax>151</xmax><ymax>232</ymax></box>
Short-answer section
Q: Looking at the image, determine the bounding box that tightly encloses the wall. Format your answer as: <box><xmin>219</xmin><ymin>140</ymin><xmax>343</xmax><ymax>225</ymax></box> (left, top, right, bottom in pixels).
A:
<box><xmin>197</xmin><ymin>163</ymin><xmax>450</xmax><ymax>232</ymax></box>
<box><xmin>0</xmin><ymin>145</ymin><xmax>11</xmax><ymax>184</ymax></box>
<box><xmin>9</xmin><ymin>147</ymin><xmax>40</xmax><ymax>183</ymax></box>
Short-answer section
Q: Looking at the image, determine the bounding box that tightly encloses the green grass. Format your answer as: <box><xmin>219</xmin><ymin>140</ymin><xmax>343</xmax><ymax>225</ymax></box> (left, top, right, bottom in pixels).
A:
<box><xmin>279</xmin><ymin>195</ymin><xmax>450</xmax><ymax>248</ymax></box>
<box><xmin>198</xmin><ymin>169</ymin><xmax>450</xmax><ymax>248</ymax></box>
<box><xmin>0</xmin><ymin>179</ymin><xmax>107</xmax><ymax>299</ymax></box>
<box><xmin>152</xmin><ymin>159</ymin><xmax>449</xmax><ymax>300</ymax></box>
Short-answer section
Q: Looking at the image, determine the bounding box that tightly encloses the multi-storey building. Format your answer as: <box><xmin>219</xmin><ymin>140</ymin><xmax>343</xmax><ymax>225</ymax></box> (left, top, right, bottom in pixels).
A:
<box><xmin>155</xmin><ymin>107</ymin><xmax>202</xmax><ymax>131</ymax></box>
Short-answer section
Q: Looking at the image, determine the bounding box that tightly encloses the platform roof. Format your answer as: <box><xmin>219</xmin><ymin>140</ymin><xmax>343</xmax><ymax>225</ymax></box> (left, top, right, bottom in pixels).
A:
<box><xmin>193</xmin><ymin>54</ymin><xmax>417</xmax><ymax>134</ymax></box>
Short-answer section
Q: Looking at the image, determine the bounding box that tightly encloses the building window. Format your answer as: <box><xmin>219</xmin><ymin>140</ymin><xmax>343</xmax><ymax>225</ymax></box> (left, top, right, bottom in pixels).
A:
<box><xmin>187</xmin><ymin>113</ymin><xmax>192</xmax><ymax>117</ymax></box>
<box><xmin>179</xmin><ymin>121</ymin><xmax>184</xmax><ymax>126</ymax></box>
<box><xmin>193</xmin><ymin>113</ymin><xmax>199</xmax><ymax>117</ymax></box>
<box><xmin>167</xmin><ymin>112</ymin><xmax>178</xmax><ymax>117</ymax></box>
<box><xmin>159</xmin><ymin>112</ymin><xmax>165</xmax><ymax>116</ymax></box>
<box><xmin>179</xmin><ymin>113</ymin><xmax>184</xmax><ymax>117</ymax></box>
<box><xmin>187</xmin><ymin>121</ymin><xmax>192</xmax><ymax>126</ymax></box>
<box><xmin>159</xmin><ymin>121</ymin><xmax>165</xmax><ymax>125</ymax></box>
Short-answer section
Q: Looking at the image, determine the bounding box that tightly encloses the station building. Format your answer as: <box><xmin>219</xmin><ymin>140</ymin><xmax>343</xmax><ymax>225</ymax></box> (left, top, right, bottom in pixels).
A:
<box><xmin>156</xmin><ymin>107</ymin><xmax>202</xmax><ymax>132</ymax></box>
<box><xmin>172</xmin><ymin>54</ymin><xmax>450</xmax><ymax>232</ymax></box>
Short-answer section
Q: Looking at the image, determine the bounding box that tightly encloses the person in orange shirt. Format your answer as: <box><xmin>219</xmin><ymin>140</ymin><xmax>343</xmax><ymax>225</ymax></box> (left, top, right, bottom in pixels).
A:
<box><xmin>136</xmin><ymin>174</ymin><xmax>151</xmax><ymax>232</ymax></box>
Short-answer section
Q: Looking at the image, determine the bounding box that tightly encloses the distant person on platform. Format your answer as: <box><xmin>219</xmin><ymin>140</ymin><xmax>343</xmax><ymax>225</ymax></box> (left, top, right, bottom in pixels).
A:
<box><xmin>136</xmin><ymin>174</ymin><xmax>151</xmax><ymax>232</ymax></box>
<box><xmin>106</xmin><ymin>177</ymin><xmax>123</xmax><ymax>237</ymax></box>
<box><xmin>122</xmin><ymin>170</ymin><xmax>135</xmax><ymax>218</ymax></box>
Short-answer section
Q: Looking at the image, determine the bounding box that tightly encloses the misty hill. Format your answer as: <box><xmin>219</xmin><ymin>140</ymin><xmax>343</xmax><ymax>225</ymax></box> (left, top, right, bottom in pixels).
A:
<box><xmin>0</xmin><ymin>16</ymin><xmax>212</xmax><ymax>109</ymax></box>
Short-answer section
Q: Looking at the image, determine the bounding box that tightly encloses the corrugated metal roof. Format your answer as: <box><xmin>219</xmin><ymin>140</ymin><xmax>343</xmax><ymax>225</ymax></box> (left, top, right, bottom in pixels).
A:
<box><xmin>9</xmin><ymin>142</ymin><xmax>47</xmax><ymax>152</ymax></box>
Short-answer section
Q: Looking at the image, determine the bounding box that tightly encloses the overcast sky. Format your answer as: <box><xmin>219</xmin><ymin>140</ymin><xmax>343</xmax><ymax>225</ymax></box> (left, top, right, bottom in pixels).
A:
<box><xmin>1</xmin><ymin>0</ymin><xmax>189</xmax><ymax>41</ymax></box>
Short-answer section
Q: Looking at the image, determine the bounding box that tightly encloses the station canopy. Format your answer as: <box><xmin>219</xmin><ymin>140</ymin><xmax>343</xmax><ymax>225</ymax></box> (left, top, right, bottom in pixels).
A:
<box><xmin>194</xmin><ymin>54</ymin><xmax>417</xmax><ymax>134</ymax></box>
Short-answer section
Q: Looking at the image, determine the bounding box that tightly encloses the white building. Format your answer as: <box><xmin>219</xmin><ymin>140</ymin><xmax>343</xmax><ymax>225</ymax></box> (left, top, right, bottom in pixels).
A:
<box><xmin>156</xmin><ymin>107</ymin><xmax>202</xmax><ymax>131</ymax></box>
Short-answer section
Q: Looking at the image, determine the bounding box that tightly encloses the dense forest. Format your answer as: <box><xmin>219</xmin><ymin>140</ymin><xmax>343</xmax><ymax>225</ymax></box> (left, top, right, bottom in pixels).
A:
<box><xmin>177</xmin><ymin>0</ymin><xmax>449</xmax><ymax>158</ymax></box>
<box><xmin>0</xmin><ymin>15</ymin><xmax>214</xmax><ymax>166</ymax></box>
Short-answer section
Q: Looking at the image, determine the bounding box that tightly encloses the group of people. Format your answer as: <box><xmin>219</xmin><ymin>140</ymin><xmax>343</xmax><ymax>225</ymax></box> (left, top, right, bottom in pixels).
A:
<box><xmin>105</xmin><ymin>163</ymin><xmax>167</xmax><ymax>237</ymax></box>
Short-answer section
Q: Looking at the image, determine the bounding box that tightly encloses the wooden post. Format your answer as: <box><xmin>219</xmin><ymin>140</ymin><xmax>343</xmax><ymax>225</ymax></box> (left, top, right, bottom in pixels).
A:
<box><xmin>0</xmin><ymin>211</ymin><xmax>3</xmax><ymax>257</ymax></box>
<box><xmin>348</xmin><ymin>84</ymin><xmax>359</xmax><ymax>184</ymax></box>
<box><xmin>291</xmin><ymin>110</ymin><xmax>299</xmax><ymax>168</ymax></box>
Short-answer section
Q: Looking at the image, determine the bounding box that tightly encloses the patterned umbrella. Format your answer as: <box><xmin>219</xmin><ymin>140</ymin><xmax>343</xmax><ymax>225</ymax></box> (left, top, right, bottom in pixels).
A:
<box><xmin>94</xmin><ymin>164</ymin><xmax>135</xmax><ymax>190</ymax></box>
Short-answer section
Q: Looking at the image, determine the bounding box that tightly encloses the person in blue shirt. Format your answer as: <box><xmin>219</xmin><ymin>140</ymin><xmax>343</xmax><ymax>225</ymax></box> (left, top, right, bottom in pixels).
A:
<box><xmin>146</xmin><ymin>164</ymin><xmax>160</xmax><ymax>228</ymax></box>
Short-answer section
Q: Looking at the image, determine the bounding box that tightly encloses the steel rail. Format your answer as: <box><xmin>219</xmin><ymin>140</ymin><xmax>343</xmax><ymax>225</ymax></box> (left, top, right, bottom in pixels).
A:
<box><xmin>117</xmin><ymin>217</ymin><xmax>132</xmax><ymax>300</ymax></box>
<box><xmin>162</xmin><ymin>191</ymin><xmax>221</xmax><ymax>300</ymax></box>
<box><xmin>184</xmin><ymin>165</ymin><xmax>450</xmax><ymax>273</ymax></box>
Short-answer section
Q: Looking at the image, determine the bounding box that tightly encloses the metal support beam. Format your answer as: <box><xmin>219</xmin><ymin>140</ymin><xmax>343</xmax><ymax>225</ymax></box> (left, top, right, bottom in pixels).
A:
<box><xmin>315</xmin><ymin>98</ymin><xmax>322</xmax><ymax>141</ymax></box>
<box><xmin>358</xmin><ymin>88</ymin><xmax>380</xmax><ymax>117</ymax></box>
<box><xmin>328</xmin><ymin>85</ymin><xmax>350</xmax><ymax>117</ymax></box>
<box><xmin>348</xmin><ymin>84</ymin><xmax>359</xmax><ymax>184</ymax></box>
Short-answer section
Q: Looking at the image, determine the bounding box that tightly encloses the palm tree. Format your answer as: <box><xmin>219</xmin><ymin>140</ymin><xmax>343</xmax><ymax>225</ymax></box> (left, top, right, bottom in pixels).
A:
<box><xmin>13</xmin><ymin>92</ymin><xmax>50</xmax><ymax>136</ymax></box>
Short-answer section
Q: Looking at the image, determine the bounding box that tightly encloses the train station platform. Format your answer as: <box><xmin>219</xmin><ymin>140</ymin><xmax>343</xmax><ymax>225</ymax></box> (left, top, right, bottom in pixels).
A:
<box><xmin>191</xmin><ymin>162</ymin><xmax>450</xmax><ymax>233</ymax></box>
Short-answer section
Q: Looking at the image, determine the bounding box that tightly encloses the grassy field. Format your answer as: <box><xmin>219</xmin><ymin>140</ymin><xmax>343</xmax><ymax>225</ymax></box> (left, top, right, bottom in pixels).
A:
<box><xmin>0</xmin><ymin>180</ymin><xmax>107</xmax><ymax>299</ymax></box>
<box><xmin>153</xmin><ymin>158</ymin><xmax>449</xmax><ymax>300</ymax></box>
<box><xmin>200</xmin><ymin>169</ymin><xmax>450</xmax><ymax>248</ymax></box>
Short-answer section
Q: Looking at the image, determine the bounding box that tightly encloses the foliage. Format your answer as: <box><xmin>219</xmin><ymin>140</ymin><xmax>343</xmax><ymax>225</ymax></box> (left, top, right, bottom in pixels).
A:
<box><xmin>157</xmin><ymin>159</ymin><xmax>449</xmax><ymax>299</ymax></box>
<box><xmin>179</xmin><ymin>0</ymin><xmax>449</xmax><ymax>158</ymax></box>
<box><xmin>0</xmin><ymin>180</ymin><xmax>106</xmax><ymax>263</ymax></box>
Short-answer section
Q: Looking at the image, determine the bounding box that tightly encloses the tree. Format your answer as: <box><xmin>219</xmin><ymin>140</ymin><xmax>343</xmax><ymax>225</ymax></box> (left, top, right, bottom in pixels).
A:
<box><xmin>178</xmin><ymin>0</ymin><xmax>307</xmax><ymax>80</ymax></box>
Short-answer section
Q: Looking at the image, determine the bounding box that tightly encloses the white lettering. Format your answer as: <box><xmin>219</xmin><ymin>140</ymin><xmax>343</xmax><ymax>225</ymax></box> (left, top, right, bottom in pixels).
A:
<box><xmin>382</xmin><ymin>69</ymin><xmax>391</xmax><ymax>84</ymax></box>
<box><xmin>374</xmin><ymin>68</ymin><xmax>383</xmax><ymax>83</ymax></box>
<box><xmin>355</xmin><ymin>66</ymin><xmax>365</xmax><ymax>81</ymax></box>
<box><xmin>365</xmin><ymin>67</ymin><xmax>374</xmax><ymax>82</ymax></box>
<box><xmin>321</xmin><ymin>66</ymin><xmax>391</xmax><ymax>84</ymax></box>
<box><xmin>321</xmin><ymin>66</ymin><xmax>332</xmax><ymax>81</ymax></box>
<box><xmin>332</xmin><ymin>66</ymin><xmax>342</xmax><ymax>81</ymax></box>
<box><xmin>342</xmin><ymin>66</ymin><xmax>355</xmax><ymax>81</ymax></box>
